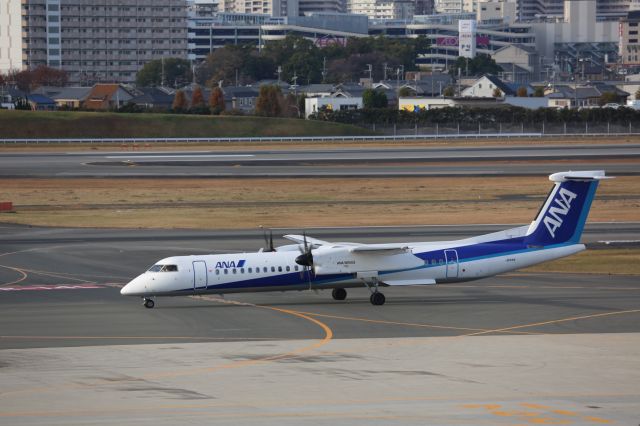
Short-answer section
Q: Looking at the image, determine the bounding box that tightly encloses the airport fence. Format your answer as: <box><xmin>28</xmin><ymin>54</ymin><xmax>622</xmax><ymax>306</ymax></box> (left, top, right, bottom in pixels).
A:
<box><xmin>1</xmin><ymin>122</ymin><xmax>639</xmax><ymax>144</ymax></box>
<box><xmin>367</xmin><ymin>121</ymin><xmax>640</xmax><ymax>136</ymax></box>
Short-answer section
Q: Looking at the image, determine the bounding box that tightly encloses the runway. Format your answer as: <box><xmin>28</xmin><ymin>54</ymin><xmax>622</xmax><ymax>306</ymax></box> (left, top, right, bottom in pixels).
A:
<box><xmin>1</xmin><ymin>223</ymin><xmax>639</xmax><ymax>350</ymax></box>
<box><xmin>1</xmin><ymin>143</ymin><xmax>639</xmax><ymax>177</ymax></box>
<box><xmin>1</xmin><ymin>224</ymin><xmax>639</xmax><ymax>425</ymax></box>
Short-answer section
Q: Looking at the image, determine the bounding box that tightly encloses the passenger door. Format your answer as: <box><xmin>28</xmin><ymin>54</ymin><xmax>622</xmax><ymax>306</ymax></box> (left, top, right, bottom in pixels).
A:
<box><xmin>444</xmin><ymin>250</ymin><xmax>459</xmax><ymax>279</ymax></box>
<box><xmin>192</xmin><ymin>261</ymin><xmax>207</xmax><ymax>291</ymax></box>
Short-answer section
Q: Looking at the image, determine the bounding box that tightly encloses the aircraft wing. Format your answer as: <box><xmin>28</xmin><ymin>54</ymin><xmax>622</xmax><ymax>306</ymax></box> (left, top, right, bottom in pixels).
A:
<box><xmin>283</xmin><ymin>234</ymin><xmax>332</xmax><ymax>248</ymax></box>
<box><xmin>349</xmin><ymin>245</ymin><xmax>410</xmax><ymax>255</ymax></box>
<box><xmin>283</xmin><ymin>234</ymin><xmax>411</xmax><ymax>255</ymax></box>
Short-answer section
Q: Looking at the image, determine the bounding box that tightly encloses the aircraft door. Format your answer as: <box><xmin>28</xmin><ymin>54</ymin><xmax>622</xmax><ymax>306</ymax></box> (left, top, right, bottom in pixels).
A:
<box><xmin>444</xmin><ymin>250</ymin><xmax>459</xmax><ymax>279</ymax></box>
<box><xmin>193</xmin><ymin>261</ymin><xmax>208</xmax><ymax>291</ymax></box>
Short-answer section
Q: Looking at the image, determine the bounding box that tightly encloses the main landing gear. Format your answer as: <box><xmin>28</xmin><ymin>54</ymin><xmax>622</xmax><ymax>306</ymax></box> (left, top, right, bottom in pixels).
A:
<box><xmin>361</xmin><ymin>277</ymin><xmax>386</xmax><ymax>306</ymax></box>
<box><xmin>143</xmin><ymin>298</ymin><xmax>155</xmax><ymax>309</ymax></box>
<box><xmin>332</xmin><ymin>288</ymin><xmax>347</xmax><ymax>301</ymax></box>
<box><xmin>370</xmin><ymin>292</ymin><xmax>386</xmax><ymax>306</ymax></box>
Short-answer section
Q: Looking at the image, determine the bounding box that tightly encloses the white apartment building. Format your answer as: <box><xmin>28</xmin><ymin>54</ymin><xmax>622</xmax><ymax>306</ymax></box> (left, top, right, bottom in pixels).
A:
<box><xmin>5</xmin><ymin>0</ymin><xmax>189</xmax><ymax>85</ymax></box>
<box><xmin>0</xmin><ymin>0</ymin><xmax>23</xmax><ymax>72</ymax></box>
<box><xmin>434</xmin><ymin>0</ymin><xmax>465</xmax><ymax>13</ymax></box>
<box><xmin>347</xmin><ymin>0</ymin><xmax>413</xmax><ymax>19</ymax></box>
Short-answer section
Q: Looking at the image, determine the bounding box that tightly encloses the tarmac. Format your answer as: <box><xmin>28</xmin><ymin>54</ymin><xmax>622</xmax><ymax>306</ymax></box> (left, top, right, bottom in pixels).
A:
<box><xmin>1</xmin><ymin>224</ymin><xmax>639</xmax><ymax>424</ymax></box>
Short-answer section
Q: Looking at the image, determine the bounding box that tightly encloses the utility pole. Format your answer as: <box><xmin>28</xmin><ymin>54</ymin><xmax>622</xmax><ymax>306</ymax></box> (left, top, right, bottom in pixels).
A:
<box><xmin>277</xmin><ymin>66</ymin><xmax>282</xmax><ymax>84</ymax></box>
<box><xmin>383</xmin><ymin>62</ymin><xmax>388</xmax><ymax>81</ymax></box>
<box><xmin>322</xmin><ymin>57</ymin><xmax>327</xmax><ymax>83</ymax></box>
<box><xmin>161</xmin><ymin>57</ymin><xmax>165</xmax><ymax>87</ymax></box>
<box><xmin>365</xmin><ymin>64</ymin><xmax>372</xmax><ymax>82</ymax></box>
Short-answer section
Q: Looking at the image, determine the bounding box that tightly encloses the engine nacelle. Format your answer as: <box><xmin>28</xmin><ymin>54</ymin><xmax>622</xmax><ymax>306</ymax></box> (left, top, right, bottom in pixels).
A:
<box><xmin>312</xmin><ymin>246</ymin><xmax>423</xmax><ymax>275</ymax></box>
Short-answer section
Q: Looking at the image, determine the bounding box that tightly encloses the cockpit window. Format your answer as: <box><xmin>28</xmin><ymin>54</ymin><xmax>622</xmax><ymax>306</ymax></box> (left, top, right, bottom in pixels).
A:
<box><xmin>148</xmin><ymin>264</ymin><xmax>178</xmax><ymax>272</ymax></box>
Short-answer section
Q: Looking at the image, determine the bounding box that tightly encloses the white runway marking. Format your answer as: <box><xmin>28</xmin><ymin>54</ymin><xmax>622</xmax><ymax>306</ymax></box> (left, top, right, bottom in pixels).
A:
<box><xmin>106</xmin><ymin>154</ymin><xmax>255</xmax><ymax>159</ymax></box>
<box><xmin>0</xmin><ymin>284</ymin><xmax>103</xmax><ymax>291</ymax></box>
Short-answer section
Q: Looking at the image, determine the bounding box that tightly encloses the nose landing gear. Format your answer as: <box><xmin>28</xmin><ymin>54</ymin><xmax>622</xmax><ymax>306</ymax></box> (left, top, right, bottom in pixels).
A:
<box><xmin>143</xmin><ymin>298</ymin><xmax>155</xmax><ymax>309</ymax></box>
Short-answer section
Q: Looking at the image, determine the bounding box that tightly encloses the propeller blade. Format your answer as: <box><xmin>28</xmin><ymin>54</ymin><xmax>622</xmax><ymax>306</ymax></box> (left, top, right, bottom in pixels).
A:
<box><xmin>262</xmin><ymin>229</ymin><xmax>275</xmax><ymax>252</ymax></box>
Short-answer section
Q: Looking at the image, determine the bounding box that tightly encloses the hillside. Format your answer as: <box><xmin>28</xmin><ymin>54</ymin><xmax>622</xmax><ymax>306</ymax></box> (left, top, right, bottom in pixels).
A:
<box><xmin>0</xmin><ymin>110</ymin><xmax>372</xmax><ymax>139</ymax></box>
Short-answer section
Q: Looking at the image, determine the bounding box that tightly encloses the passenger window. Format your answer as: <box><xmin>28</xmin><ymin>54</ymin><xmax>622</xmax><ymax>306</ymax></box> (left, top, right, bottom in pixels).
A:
<box><xmin>271</xmin><ymin>266</ymin><xmax>275</xmax><ymax>272</ymax></box>
<box><xmin>286</xmin><ymin>266</ymin><xmax>290</xmax><ymax>272</ymax></box>
<box><xmin>248</xmin><ymin>267</ymin><xmax>252</xmax><ymax>273</ymax></box>
<box><xmin>263</xmin><ymin>267</ymin><xmax>267</xmax><ymax>273</ymax></box>
<box><xmin>278</xmin><ymin>266</ymin><xmax>282</xmax><ymax>272</ymax></box>
<box><xmin>439</xmin><ymin>259</ymin><xmax>444</xmax><ymax>265</ymax></box>
<box><xmin>224</xmin><ymin>269</ymin><xmax>228</xmax><ymax>274</ymax></box>
<box><xmin>216</xmin><ymin>270</ymin><xmax>220</xmax><ymax>275</ymax></box>
<box><xmin>232</xmin><ymin>268</ymin><xmax>236</xmax><ymax>274</ymax></box>
<box><xmin>241</xmin><ymin>268</ymin><xmax>245</xmax><ymax>273</ymax></box>
<box><xmin>294</xmin><ymin>265</ymin><xmax>299</xmax><ymax>271</ymax></box>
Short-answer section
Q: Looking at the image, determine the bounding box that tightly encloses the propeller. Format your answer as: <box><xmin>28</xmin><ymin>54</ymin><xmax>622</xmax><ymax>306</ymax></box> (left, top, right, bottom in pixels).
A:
<box><xmin>295</xmin><ymin>232</ymin><xmax>314</xmax><ymax>289</ymax></box>
<box><xmin>262</xmin><ymin>228</ymin><xmax>276</xmax><ymax>252</ymax></box>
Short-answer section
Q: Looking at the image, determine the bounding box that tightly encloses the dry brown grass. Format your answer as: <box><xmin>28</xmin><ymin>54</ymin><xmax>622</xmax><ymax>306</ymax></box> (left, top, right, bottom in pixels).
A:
<box><xmin>1</xmin><ymin>176</ymin><xmax>638</xmax><ymax>229</ymax></box>
<box><xmin>523</xmin><ymin>249</ymin><xmax>640</xmax><ymax>275</ymax></box>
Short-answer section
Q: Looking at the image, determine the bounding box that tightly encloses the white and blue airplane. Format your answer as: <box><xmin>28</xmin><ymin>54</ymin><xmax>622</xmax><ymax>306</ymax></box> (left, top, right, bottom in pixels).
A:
<box><xmin>121</xmin><ymin>170</ymin><xmax>610</xmax><ymax>308</ymax></box>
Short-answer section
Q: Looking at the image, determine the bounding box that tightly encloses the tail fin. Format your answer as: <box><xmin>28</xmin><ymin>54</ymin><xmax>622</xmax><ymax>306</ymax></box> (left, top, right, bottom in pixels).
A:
<box><xmin>524</xmin><ymin>171</ymin><xmax>610</xmax><ymax>246</ymax></box>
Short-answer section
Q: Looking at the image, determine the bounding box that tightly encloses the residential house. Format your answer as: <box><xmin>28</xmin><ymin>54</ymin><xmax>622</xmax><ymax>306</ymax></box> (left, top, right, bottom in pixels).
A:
<box><xmin>26</xmin><ymin>94</ymin><xmax>57</xmax><ymax>111</ymax></box>
<box><xmin>305</xmin><ymin>96</ymin><xmax>363</xmax><ymax>118</ymax></box>
<box><xmin>0</xmin><ymin>87</ymin><xmax>24</xmax><ymax>109</ymax></box>
<box><xmin>492</xmin><ymin>44</ymin><xmax>539</xmax><ymax>83</ymax></box>
<box><xmin>223</xmin><ymin>86</ymin><xmax>259</xmax><ymax>113</ymax></box>
<box><xmin>129</xmin><ymin>87</ymin><xmax>175</xmax><ymax>110</ymax></box>
<box><xmin>33</xmin><ymin>87</ymin><xmax>91</xmax><ymax>109</ymax></box>
<box><xmin>461</xmin><ymin>75</ymin><xmax>516</xmax><ymax>98</ymax></box>
<box><xmin>83</xmin><ymin>84</ymin><xmax>135</xmax><ymax>110</ymax></box>
<box><xmin>547</xmin><ymin>84</ymin><xmax>629</xmax><ymax>108</ymax></box>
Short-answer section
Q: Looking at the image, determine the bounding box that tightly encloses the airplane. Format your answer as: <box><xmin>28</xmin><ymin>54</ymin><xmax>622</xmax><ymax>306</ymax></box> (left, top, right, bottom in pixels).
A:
<box><xmin>121</xmin><ymin>170</ymin><xmax>610</xmax><ymax>308</ymax></box>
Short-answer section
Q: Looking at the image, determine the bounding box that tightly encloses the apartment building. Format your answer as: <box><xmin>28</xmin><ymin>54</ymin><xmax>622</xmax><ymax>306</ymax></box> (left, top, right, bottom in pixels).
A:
<box><xmin>15</xmin><ymin>0</ymin><xmax>189</xmax><ymax>85</ymax></box>
<box><xmin>346</xmin><ymin>0</ymin><xmax>414</xmax><ymax>19</ymax></box>
<box><xmin>0</xmin><ymin>0</ymin><xmax>23</xmax><ymax>72</ymax></box>
<box><xmin>620</xmin><ymin>10</ymin><xmax>640</xmax><ymax>65</ymax></box>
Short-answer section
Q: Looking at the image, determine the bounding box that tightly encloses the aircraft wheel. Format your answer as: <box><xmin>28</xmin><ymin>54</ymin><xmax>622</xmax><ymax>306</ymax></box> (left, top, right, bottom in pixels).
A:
<box><xmin>332</xmin><ymin>288</ymin><xmax>347</xmax><ymax>301</ymax></box>
<box><xmin>143</xmin><ymin>298</ymin><xmax>155</xmax><ymax>309</ymax></box>
<box><xmin>370</xmin><ymin>292</ymin><xmax>385</xmax><ymax>306</ymax></box>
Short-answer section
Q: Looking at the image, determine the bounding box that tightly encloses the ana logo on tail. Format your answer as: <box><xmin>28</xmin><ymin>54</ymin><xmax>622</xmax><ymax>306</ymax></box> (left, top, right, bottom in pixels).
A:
<box><xmin>543</xmin><ymin>188</ymin><xmax>578</xmax><ymax>238</ymax></box>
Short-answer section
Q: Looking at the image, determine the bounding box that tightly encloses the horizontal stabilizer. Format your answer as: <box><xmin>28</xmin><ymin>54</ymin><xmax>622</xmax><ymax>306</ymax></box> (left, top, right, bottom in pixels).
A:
<box><xmin>549</xmin><ymin>170</ymin><xmax>612</xmax><ymax>182</ymax></box>
<box><xmin>382</xmin><ymin>279</ymin><xmax>436</xmax><ymax>286</ymax></box>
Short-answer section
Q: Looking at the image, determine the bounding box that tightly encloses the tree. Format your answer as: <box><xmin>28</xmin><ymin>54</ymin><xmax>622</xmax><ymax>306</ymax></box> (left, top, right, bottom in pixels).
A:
<box><xmin>198</xmin><ymin>45</ymin><xmax>248</xmax><ymax>87</ymax></box>
<box><xmin>263</xmin><ymin>35</ymin><xmax>322</xmax><ymax>84</ymax></box>
<box><xmin>362</xmin><ymin>89</ymin><xmax>388</xmax><ymax>108</ymax></box>
<box><xmin>443</xmin><ymin>86</ymin><xmax>455</xmax><ymax>97</ymax></box>
<box><xmin>0</xmin><ymin>73</ymin><xmax>5</xmax><ymax>87</ymax></box>
<box><xmin>255</xmin><ymin>85</ymin><xmax>283</xmax><ymax>117</ymax></box>
<box><xmin>209</xmin><ymin>87</ymin><xmax>225</xmax><ymax>114</ymax></box>
<box><xmin>190</xmin><ymin>86</ymin><xmax>207</xmax><ymax>113</ymax></box>
<box><xmin>136</xmin><ymin>58</ymin><xmax>192</xmax><ymax>88</ymax></box>
<box><xmin>493</xmin><ymin>88</ymin><xmax>503</xmax><ymax>98</ymax></box>
<box><xmin>14</xmin><ymin>70</ymin><xmax>36</xmax><ymax>95</ymax></box>
<box><xmin>517</xmin><ymin>86</ymin><xmax>528</xmax><ymax>97</ymax></box>
<box><xmin>32</xmin><ymin>65</ymin><xmax>68</xmax><ymax>87</ymax></box>
<box><xmin>636</xmin><ymin>87</ymin><xmax>640</xmax><ymax>100</ymax></box>
<box><xmin>172</xmin><ymin>90</ymin><xmax>188</xmax><ymax>113</ymax></box>
<box><xmin>449</xmin><ymin>55</ymin><xmax>501</xmax><ymax>77</ymax></box>
<box><xmin>534</xmin><ymin>86</ymin><xmax>545</xmax><ymax>97</ymax></box>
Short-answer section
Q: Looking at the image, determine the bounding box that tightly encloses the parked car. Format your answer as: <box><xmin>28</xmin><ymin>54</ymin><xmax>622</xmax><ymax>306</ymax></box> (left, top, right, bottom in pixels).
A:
<box><xmin>602</xmin><ymin>103</ymin><xmax>621</xmax><ymax>109</ymax></box>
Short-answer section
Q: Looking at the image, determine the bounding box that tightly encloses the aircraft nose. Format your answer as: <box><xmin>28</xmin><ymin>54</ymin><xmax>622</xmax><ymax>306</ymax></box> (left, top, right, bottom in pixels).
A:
<box><xmin>120</xmin><ymin>276</ymin><xmax>146</xmax><ymax>296</ymax></box>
